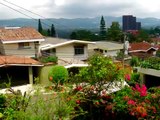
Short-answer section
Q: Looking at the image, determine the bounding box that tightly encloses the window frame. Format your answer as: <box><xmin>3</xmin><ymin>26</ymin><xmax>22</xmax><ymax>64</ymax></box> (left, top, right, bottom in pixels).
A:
<box><xmin>74</xmin><ymin>45</ymin><xmax>85</xmax><ymax>55</ymax></box>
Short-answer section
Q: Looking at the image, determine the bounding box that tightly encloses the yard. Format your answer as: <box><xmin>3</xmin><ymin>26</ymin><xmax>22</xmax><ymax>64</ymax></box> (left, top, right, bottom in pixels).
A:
<box><xmin>0</xmin><ymin>54</ymin><xmax>160</xmax><ymax>120</ymax></box>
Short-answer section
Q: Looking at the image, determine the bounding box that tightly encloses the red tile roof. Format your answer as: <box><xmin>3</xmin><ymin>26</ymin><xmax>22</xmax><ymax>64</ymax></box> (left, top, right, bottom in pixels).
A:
<box><xmin>0</xmin><ymin>27</ymin><xmax>44</xmax><ymax>41</ymax></box>
<box><xmin>129</xmin><ymin>42</ymin><xmax>158</xmax><ymax>52</ymax></box>
<box><xmin>0</xmin><ymin>55</ymin><xmax>42</xmax><ymax>66</ymax></box>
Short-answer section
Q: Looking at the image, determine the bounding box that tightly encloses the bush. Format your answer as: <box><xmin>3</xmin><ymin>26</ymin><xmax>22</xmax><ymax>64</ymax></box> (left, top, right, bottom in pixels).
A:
<box><xmin>0</xmin><ymin>94</ymin><xmax>6</xmax><ymax>113</ymax></box>
<box><xmin>130</xmin><ymin>56</ymin><xmax>139</xmax><ymax>67</ymax></box>
<box><xmin>48</xmin><ymin>65</ymin><xmax>68</xmax><ymax>89</ymax></box>
<box><xmin>40</xmin><ymin>56</ymin><xmax>58</xmax><ymax>63</ymax></box>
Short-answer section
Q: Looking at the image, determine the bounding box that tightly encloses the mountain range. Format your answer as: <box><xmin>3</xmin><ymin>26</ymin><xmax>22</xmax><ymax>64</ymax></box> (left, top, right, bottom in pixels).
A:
<box><xmin>0</xmin><ymin>16</ymin><xmax>160</xmax><ymax>38</ymax></box>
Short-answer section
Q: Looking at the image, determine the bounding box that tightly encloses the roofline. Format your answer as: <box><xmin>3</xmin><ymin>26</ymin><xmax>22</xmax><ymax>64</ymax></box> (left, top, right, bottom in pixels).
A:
<box><xmin>0</xmin><ymin>64</ymin><xmax>43</xmax><ymax>67</ymax></box>
<box><xmin>2</xmin><ymin>39</ymin><xmax>45</xmax><ymax>44</ymax></box>
<box><xmin>65</xmin><ymin>64</ymin><xmax>88</xmax><ymax>68</ymax></box>
<box><xmin>40</xmin><ymin>40</ymin><xmax>95</xmax><ymax>51</ymax></box>
<box><xmin>129</xmin><ymin>47</ymin><xmax>158</xmax><ymax>53</ymax></box>
<box><xmin>94</xmin><ymin>47</ymin><xmax>123</xmax><ymax>51</ymax></box>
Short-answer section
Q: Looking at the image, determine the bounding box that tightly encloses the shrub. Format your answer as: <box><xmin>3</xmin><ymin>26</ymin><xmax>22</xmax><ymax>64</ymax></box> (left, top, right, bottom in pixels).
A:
<box><xmin>130</xmin><ymin>56</ymin><xmax>139</xmax><ymax>67</ymax></box>
<box><xmin>48</xmin><ymin>65</ymin><xmax>68</xmax><ymax>89</ymax></box>
<box><xmin>0</xmin><ymin>94</ymin><xmax>6</xmax><ymax>113</ymax></box>
<box><xmin>40</xmin><ymin>56</ymin><xmax>58</xmax><ymax>63</ymax></box>
<box><xmin>140</xmin><ymin>57</ymin><xmax>160</xmax><ymax>70</ymax></box>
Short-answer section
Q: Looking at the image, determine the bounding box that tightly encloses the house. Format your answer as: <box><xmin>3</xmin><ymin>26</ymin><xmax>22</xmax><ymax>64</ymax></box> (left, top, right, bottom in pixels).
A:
<box><xmin>88</xmin><ymin>41</ymin><xmax>123</xmax><ymax>57</ymax></box>
<box><xmin>0</xmin><ymin>27</ymin><xmax>44</xmax><ymax>87</ymax></box>
<box><xmin>40</xmin><ymin>37</ymin><xmax>94</xmax><ymax>66</ymax></box>
<box><xmin>0</xmin><ymin>55</ymin><xmax>42</xmax><ymax>87</ymax></box>
<box><xmin>128</xmin><ymin>42</ymin><xmax>158</xmax><ymax>59</ymax></box>
<box><xmin>151</xmin><ymin>37</ymin><xmax>160</xmax><ymax>45</ymax></box>
<box><xmin>0</xmin><ymin>27</ymin><xmax>45</xmax><ymax>58</ymax></box>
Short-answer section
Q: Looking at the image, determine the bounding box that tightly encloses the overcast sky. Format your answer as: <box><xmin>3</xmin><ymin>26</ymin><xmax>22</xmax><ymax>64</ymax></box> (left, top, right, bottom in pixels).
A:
<box><xmin>0</xmin><ymin>0</ymin><xmax>160</xmax><ymax>19</ymax></box>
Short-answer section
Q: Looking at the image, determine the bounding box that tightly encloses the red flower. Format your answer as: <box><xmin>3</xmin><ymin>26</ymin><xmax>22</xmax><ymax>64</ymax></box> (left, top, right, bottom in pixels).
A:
<box><xmin>49</xmin><ymin>76</ymin><xmax>53</xmax><ymax>81</ymax></box>
<box><xmin>123</xmin><ymin>96</ymin><xmax>130</xmax><ymax>101</ymax></box>
<box><xmin>127</xmin><ymin>100</ymin><xmax>136</xmax><ymax>105</ymax></box>
<box><xmin>76</xmin><ymin>100</ymin><xmax>81</xmax><ymax>104</ymax></box>
<box><xmin>125</xmin><ymin>74</ymin><xmax>131</xmax><ymax>81</ymax></box>
<box><xmin>105</xmin><ymin>104</ymin><xmax>113</xmax><ymax>110</ymax></box>
<box><xmin>133</xmin><ymin>84</ymin><xmax>147</xmax><ymax>97</ymax></box>
<box><xmin>75</xmin><ymin>86</ymin><xmax>83</xmax><ymax>91</ymax></box>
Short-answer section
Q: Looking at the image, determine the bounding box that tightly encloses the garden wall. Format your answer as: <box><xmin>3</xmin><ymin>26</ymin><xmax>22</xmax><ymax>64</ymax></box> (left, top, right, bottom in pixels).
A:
<box><xmin>37</xmin><ymin>65</ymin><xmax>53</xmax><ymax>85</ymax></box>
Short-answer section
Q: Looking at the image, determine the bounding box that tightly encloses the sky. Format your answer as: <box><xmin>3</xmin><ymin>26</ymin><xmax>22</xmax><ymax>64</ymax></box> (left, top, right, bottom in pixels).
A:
<box><xmin>0</xmin><ymin>0</ymin><xmax>160</xmax><ymax>19</ymax></box>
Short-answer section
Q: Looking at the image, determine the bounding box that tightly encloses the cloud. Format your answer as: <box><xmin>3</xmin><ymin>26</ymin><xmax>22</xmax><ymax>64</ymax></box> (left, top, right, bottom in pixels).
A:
<box><xmin>1</xmin><ymin>0</ymin><xmax>160</xmax><ymax>19</ymax></box>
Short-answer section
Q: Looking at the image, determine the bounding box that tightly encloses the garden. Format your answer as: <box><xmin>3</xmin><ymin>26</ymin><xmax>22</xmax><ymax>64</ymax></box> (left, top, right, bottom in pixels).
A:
<box><xmin>0</xmin><ymin>54</ymin><xmax>160</xmax><ymax>120</ymax></box>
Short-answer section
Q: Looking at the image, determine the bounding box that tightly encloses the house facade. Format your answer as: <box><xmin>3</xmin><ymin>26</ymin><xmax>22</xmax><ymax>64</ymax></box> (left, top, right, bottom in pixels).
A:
<box><xmin>128</xmin><ymin>42</ymin><xmax>158</xmax><ymax>59</ymax></box>
<box><xmin>88</xmin><ymin>41</ymin><xmax>123</xmax><ymax>57</ymax></box>
<box><xmin>40</xmin><ymin>37</ymin><xmax>94</xmax><ymax>62</ymax></box>
<box><xmin>0</xmin><ymin>27</ymin><xmax>44</xmax><ymax>58</ymax></box>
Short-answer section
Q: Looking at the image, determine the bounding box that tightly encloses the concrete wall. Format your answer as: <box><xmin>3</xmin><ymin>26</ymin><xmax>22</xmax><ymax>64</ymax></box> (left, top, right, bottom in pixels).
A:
<box><xmin>104</xmin><ymin>50</ymin><xmax>120</xmax><ymax>57</ymax></box>
<box><xmin>37</xmin><ymin>65</ymin><xmax>53</xmax><ymax>86</ymax></box>
<box><xmin>56</xmin><ymin>43</ymin><xmax>88</xmax><ymax>60</ymax></box>
<box><xmin>3</xmin><ymin>42</ymin><xmax>36</xmax><ymax>57</ymax></box>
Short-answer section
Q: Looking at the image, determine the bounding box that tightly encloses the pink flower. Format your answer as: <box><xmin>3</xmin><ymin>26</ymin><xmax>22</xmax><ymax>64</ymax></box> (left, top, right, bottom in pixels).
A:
<box><xmin>133</xmin><ymin>84</ymin><xmax>147</xmax><ymax>97</ymax></box>
<box><xmin>125</xmin><ymin>74</ymin><xmax>131</xmax><ymax>81</ymax></box>
<box><xmin>127</xmin><ymin>100</ymin><xmax>136</xmax><ymax>105</ymax></box>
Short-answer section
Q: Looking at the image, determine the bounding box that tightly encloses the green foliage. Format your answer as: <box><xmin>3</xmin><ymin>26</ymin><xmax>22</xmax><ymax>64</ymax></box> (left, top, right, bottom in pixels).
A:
<box><xmin>99</xmin><ymin>16</ymin><xmax>107</xmax><ymax>40</ymax></box>
<box><xmin>127</xmin><ymin>29</ymin><xmax>150</xmax><ymax>43</ymax></box>
<box><xmin>141</xmin><ymin>57</ymin><xmax>160</xmax><ymax>70</ymax></box>
<box><xmin>3</xmin><ymin>88</ymin><xmax>31</xmax><ymax>119</ymax></box>
<box><xmin>116</xmin><ymin>51</ymin><xmax>124</xmax><ymax>60</ymax></box>
<box><xmin>40</xmin><ymin>56</ymin><xmax>58</xmax><ymax>63</ymax></box>
<box><xmin>48</xmin><ymin>65</ymin><xmax>69</xmax><ymax>88</ymax></box>
<box><xmin>156</xmin><ymin>50</ymin><xmax>160</xmax><ymax>57</ymax></box>
<box><xmin>70</xmin><ymin>29</ymin><xmax>99</xmax><ymax>41</ymax></box>
<box><xmin>38</xmin><ymin>19</ymin><xmax>43</xmax><ymax>34</ymax></box>
<box><xmin>107</xmin><ymin>22</ymin><xmax>123</xmax><ymax>42</ymax></box>
<box><xmin>75</xmin><ymin>53</ymin><xmax>123</xmax><ymax>91</ymax></box>
<box><xmin>130</xmin><ymin>56</ymin><xmax>139</xmax><ymax>67</ymax></box>
<box><xmin>51</xmin><ymin>24</ymin><xmax>56</xmax><ymax>37</ymax></box>
<box><xmin>0</xmin><ymin>94</ymin><xmax>6</xmax><ymax>113</ymax></box>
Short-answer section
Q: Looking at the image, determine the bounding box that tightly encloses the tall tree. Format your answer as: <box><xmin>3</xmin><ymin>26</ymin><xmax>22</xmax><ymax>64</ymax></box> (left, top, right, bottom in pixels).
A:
<box><xmin>107</xmin><ymin>22</ymin><xmax>123</xmax><ymax>42</ymax></box>
<box><xmin>38</xmin><ymin>19</ymin><xmax>43</xmax><ymax>33</ymax></box>
<box><xmin>47</xmin><ymin>29</ymin><xmax>51</xmax><ymax>36</ymax></box>
<box><xmin>99</xmin><ymin>16</ymin><xmax>107</xmax><ymax>40</ymax></box>
<box><xmin>51</xmin><ymin>24</ymin><xmax>56</xmax><ymax>37</ymax></box>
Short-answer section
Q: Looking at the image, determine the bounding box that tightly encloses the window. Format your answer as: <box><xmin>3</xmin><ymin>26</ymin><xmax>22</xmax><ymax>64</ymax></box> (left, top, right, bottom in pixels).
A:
<box><xmin>74</xmin><ymin>46</ymin><xmax>84</xmax><ymax>55</ymax></box>
<box><xmin>42</xmin><ymin>48</ymin><xmax>56</xmax><ymax>56</ymax></box>
<box><xmin>18</xmin><ymin>42</ymin><xmax>30</xmax><ymax>49</ymax></box>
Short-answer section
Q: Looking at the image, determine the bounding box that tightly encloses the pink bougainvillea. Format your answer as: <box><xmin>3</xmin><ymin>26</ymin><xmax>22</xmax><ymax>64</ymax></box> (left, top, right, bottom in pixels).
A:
<box><xmin>132</xmin><ymin>84</ymin><xmax>147</xmax><ymax>97</ymax></box>
<box><xmin>127</xmin><ymin>100</ymin><xmax>136</xmax><ymax>105</ymax></box>
<box><xmin>125</xmin><ymin>74</ymin><xmax>131</xmax><ymax>81</ymax></box>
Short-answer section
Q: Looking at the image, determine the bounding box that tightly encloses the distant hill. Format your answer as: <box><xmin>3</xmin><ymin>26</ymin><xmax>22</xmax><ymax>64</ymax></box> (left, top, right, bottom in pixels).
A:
<box><xmin>0</xmin><ymin>16</ymin><xmax>160</xmax><ymax>38</ymax></box>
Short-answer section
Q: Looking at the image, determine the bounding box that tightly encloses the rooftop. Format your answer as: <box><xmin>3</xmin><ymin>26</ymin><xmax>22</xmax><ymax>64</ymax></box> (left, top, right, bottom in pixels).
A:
<box><xmin>129</xmin><ymin>42</ymin><xmax>158</xmax><ymax>52</ymax></box>
<box><xmin>0</xmin><ymin>27</ymin><xmax>44</xmax><ymax>42</ymax></box>
<box><xmin>0</xmin><ymin>55</ymin><xmax>42</xmax><ymax>67</ymax></box>
<box><xmin>88</xmin><ymin>41</ymin><xmax>123</xmax><ymax>50</ymax></box>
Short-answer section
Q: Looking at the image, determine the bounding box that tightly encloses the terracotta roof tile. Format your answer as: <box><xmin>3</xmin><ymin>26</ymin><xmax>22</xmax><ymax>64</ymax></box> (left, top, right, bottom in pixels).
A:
<box><xmin>0</xmin><ymin>27</ymin><xmax>44</xmax><ymax>41</ymax></box>
<box><xmin>129</xmin><ymin>42</ymin><xmax>158</xmax><ymax>51</ymax></box>
<box><xmin>0</xmin><ymin>55</ymin><xmax>42</xmax><ymax>66</ymax></box>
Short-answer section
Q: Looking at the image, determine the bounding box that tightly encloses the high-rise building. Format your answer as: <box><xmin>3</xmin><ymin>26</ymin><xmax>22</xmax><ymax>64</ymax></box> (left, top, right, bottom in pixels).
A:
<box><xmin>122</xmin><ymin>15</ymin><xmax>141</xmax><ymax>31</ymax></box>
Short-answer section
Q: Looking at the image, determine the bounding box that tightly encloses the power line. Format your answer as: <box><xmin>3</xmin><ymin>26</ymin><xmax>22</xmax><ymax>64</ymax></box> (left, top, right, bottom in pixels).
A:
<box><xmin>0</xmin><ymin>2</ymin><xmax>51</xmax><ymax>27</ymax></box>
<box><xmin>2</xmin><ymin>0</ymin><xmax>71</xmax><ymax>29</ymax></box>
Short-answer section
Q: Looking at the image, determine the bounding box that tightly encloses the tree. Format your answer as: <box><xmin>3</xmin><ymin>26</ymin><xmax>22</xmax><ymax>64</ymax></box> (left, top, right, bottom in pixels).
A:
<box><xmin>99</xmin><ymin>16</ymin><xmax>107</xmax><ymax>40</ymax></box>
<box><xmin>47</xmin><ymin>29</ymin><xmax>51</xmax><ymax>36</ymax></box>
<box><xmin>70</xmin><ymin>30</ymin><xmax>99</xmax><ymax>41</ymax></box>
<box><xmin>38</xmin><ymin>19</ymin><xmax>43</xmax><ymax>33</ymax></box>
<box><xmin>107</xmin><ymin>22</ymin><xmax>123</xmax><ymax>42</ymax></box>
<box><xmin>51</xmin><ymin>24</ymin><xmax>56</xmax><ymax>37</ymax></box>
<box><xmin>70</xmin><ymin>31</ymin><xmax>77</xmax><ymax>39</ymax></box>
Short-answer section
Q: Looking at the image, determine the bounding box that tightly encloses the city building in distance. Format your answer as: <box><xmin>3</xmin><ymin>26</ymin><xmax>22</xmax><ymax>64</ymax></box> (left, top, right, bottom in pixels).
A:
<box><xmin>122</xmin><ymin>15</ymin><xmax>141</xmax><ymax>32</ymax></box>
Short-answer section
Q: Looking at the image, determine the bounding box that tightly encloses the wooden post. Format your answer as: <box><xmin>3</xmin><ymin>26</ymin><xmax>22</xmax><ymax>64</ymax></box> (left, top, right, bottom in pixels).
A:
<box><xmin>28</xmin><ymin>66</ymin><xmax>33</xmax><ymax>84</ymax></box>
